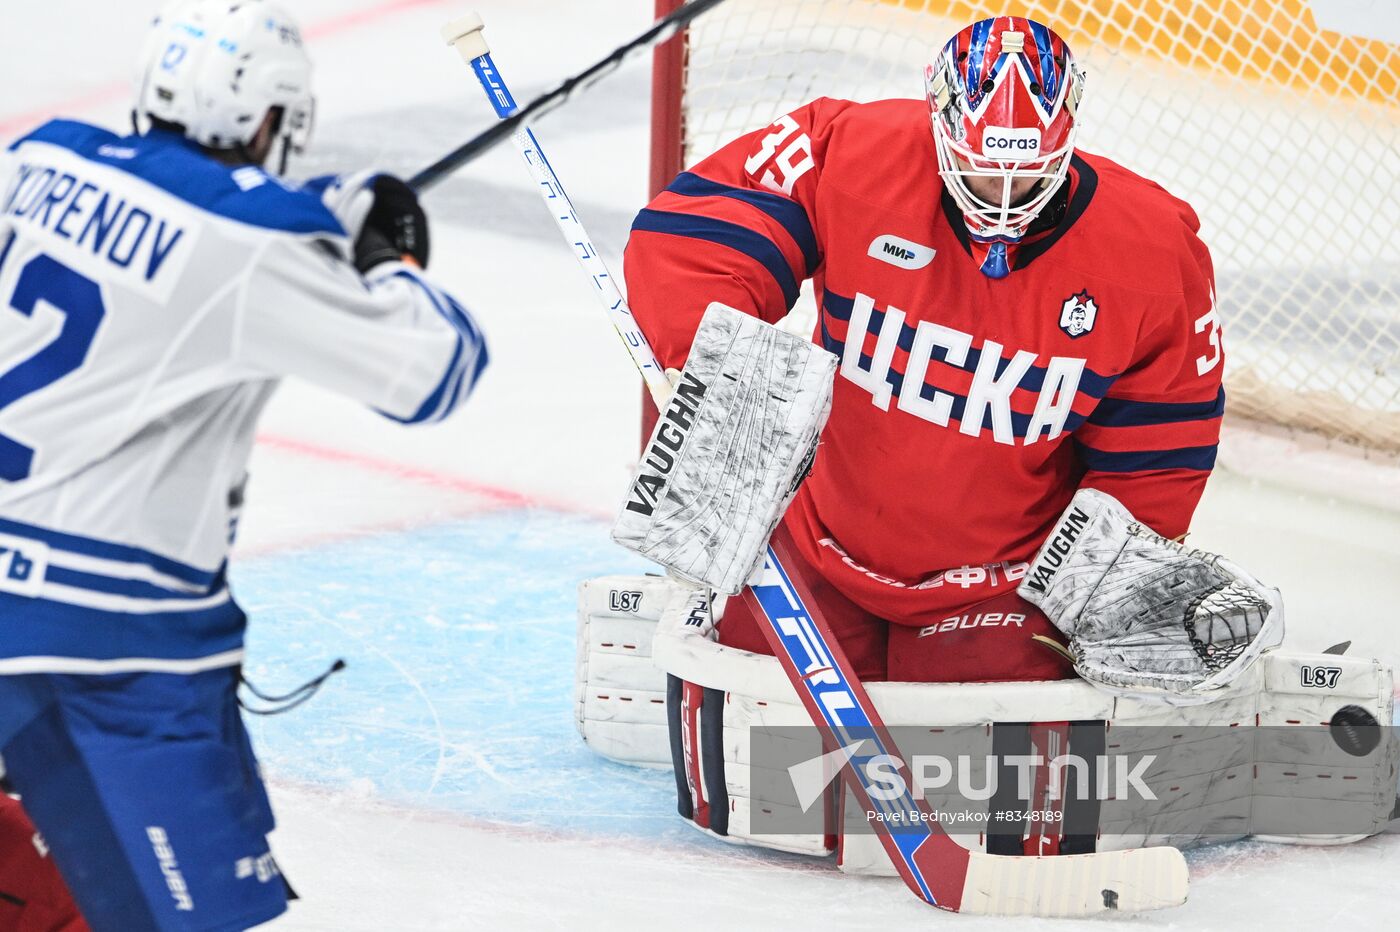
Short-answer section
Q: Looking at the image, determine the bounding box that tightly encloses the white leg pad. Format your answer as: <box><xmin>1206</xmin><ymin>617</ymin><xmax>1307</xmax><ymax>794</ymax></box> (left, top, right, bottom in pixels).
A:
<box><xmin>839</xmin><ymin>650</ymin><xmax>1396</xmax><ymax>874</ymax></box>
<box><xmin>648</xmin><ymin>598</ymin><xmax>1395</xmax><ymax>869</ymax></box>
<box><xmin>574</xmin><ymin>575</ymin><xmax>677</xmax><ymax>768</ymax></box>
<box><xmin>578</xmin><ymin>579</ymin><xmax>1395</xmax><ymax>864</ymax></box>
<box><xmin>1252</xmin><ymin>650</ymin><xmax>1396</xmax><ymax>845</ymax></box>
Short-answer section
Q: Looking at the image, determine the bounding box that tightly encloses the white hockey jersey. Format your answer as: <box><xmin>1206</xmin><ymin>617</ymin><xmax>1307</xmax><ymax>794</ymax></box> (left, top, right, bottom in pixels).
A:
<box><xmin>0</xmin><ymin>119</ymin><xmax>488</xmax><ymax>674</ymax></box>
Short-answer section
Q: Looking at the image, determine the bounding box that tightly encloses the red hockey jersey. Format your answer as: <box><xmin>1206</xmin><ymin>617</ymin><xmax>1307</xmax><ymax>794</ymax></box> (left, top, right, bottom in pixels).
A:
<box><xmin>624</xmin><ymin>98</ymin><xmax>1224</xmax><ymax>625</ymax></box>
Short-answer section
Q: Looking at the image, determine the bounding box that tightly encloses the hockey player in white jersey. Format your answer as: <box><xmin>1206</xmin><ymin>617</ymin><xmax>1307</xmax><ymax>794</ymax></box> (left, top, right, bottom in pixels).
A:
<box><xmin>0</xmin><ymin>2</ymin><xmax>487</xmax><ymax>929</ymax></box>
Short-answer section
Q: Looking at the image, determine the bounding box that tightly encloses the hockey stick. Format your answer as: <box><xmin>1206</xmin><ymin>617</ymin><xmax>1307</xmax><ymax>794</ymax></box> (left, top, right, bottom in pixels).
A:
<box><xmin>409</xmin><ymin>0</ymin><xmax>728</xmax><ymax>193</ymax></box>
<box><xmin>438</xmin><ymin>13</ymin><xmax>1188</xmax><ymax>917</ymax></box>
<box><xmin>436</xmin><ymin>12</ymin><xmax>672</xmax><ymax>403</ymax></box>
<box><xmin>749</xmin><ymin>527</ymin><xmax>1188</xmax><ymax>915</ymax></box>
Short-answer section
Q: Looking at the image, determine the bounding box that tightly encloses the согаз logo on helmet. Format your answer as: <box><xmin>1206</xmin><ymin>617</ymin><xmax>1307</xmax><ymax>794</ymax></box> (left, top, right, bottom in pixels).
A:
<box><xmin>981</xmin><ymin>127</ymin><xmax>1041</xmax><ymax>157</ymax></box>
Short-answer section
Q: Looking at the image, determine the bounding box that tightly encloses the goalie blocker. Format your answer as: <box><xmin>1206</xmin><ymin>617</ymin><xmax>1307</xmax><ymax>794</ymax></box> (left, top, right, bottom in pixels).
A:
<box><xmin>612</xmin><ymin>302</ymin><xmax>837</xmax><ymax>595</ymax></box>
<box><xmin>575</xmin><ymin>575</ymin><xmax>1397</xmax><ymax>871</ymax></box>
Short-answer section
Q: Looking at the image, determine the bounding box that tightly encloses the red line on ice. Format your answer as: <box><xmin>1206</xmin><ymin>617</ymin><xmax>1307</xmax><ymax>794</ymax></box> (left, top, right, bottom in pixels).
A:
<box><xmin>235</xmin><ymin>434</ymin><xmax>611</xmax><ymax>557</ymax></box>
<box><xmin>0</xmin><ymin>0</ymin><xmax>453</xmax><ymax>138</ymax></box>
<box><xmin>254</xmin><ymin>433</ymin><xmax>608</xmax><ymax>519</ymax></box>
<box><xmin>301</xmin><ymin>0</ymin><xmax>450</xmax><ymax>40</ymax></box>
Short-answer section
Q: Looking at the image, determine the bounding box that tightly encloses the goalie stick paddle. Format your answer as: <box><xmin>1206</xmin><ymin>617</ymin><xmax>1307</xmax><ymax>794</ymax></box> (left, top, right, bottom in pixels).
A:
<box><xmin>438</xmin><ymin>11</ymin><xmax>1187</xmax><ymax>918</ymax></box>
<box><xmin>748</xmin><ymin>526</ymin><xmax>1190</xmax><ymax>916</ymax></box>
<box><xmin>409</xmin><ymin>0</ymin><xmax>729</xmax><ymax>193</ymax></box>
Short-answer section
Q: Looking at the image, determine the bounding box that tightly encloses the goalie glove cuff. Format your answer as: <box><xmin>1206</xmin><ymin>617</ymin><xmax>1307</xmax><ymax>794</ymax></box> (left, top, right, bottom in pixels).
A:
<box><xmin>1018</xmin><ymin>488</ymin><xmax>1138</xmax><ymax>625</ymax></box>
<box><xmin>1018</xmin><ymin>488</ymin><xmax>1285</xmax><ymax>704</ymax></box>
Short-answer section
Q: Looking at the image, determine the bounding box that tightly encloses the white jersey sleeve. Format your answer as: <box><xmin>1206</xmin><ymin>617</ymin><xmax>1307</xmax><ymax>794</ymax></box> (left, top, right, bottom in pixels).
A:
<box><xmin>238</xmin><ymin>241</ymin><xmax>484</xmax><ymax>425</ymax></box>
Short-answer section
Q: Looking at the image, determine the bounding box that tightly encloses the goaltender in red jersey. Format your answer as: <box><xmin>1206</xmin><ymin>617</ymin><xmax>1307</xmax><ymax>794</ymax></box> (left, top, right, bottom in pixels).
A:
<box><xmin>623</xmin><ymin>15</ymin><xmax>1226</xmax><ymax>684</ymax></box>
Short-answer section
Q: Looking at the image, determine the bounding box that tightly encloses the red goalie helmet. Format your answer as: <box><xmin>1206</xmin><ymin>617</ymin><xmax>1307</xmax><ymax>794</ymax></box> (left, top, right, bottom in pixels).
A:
<box><xmin>926</xmin><ymin>17</ymin><xmax>1084</xmax><ymax>276</ymax></box>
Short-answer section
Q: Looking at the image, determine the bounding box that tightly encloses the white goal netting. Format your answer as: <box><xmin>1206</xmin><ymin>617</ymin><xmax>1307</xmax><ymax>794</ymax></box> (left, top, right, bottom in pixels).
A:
<box><xmin>661</xmin><ymin>0</ymin><xmax>1400</xmax><ymax>452</ymax></box>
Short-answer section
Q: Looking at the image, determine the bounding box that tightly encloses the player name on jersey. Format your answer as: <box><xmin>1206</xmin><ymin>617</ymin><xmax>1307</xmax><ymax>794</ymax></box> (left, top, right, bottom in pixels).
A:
<box><xmin>5</xmin><ymin>159</ymin><xmax>188</xmax><ymax>284</ymax></box>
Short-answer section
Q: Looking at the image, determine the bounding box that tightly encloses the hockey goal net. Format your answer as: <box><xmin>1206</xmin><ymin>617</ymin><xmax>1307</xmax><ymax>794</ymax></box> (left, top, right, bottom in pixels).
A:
<box><xmin>649</xmin><ymin>0</ymin><xmax>1400</xmax><ymax>454</ymax></box>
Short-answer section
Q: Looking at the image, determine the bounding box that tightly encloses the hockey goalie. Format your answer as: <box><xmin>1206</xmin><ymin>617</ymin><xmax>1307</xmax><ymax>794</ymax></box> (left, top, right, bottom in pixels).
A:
<box><xmin>577</xmin><ymin>14</ymin><xmax>1396</xmax><ymax>877</ymax></box>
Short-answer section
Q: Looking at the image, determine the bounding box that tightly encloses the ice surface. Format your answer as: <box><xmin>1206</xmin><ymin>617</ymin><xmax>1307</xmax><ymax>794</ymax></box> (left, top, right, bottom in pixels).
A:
<box><xmin>2</xmin><ymin>1</ymin><xmax>1397</xmax><ymax>928</ymax></box>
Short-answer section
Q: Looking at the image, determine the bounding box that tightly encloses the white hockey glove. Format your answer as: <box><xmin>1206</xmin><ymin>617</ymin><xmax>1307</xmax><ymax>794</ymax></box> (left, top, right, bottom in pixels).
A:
<box><xmin>612</xmin><ymin>303</ymin><xmax>837</xmax><ymax>595</ymax></box>
<box><xmin>1018</xmin><ymin>488</ymin><xmax>1284</xmax><ymax>704</ymax></box>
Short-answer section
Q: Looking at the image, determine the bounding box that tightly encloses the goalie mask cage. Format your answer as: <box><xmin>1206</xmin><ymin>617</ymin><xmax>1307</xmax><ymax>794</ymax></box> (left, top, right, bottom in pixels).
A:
<box><xmin>647</xmin><ymin>0</ymin><xmax>1400</xmax><ymax>454</ymax></box>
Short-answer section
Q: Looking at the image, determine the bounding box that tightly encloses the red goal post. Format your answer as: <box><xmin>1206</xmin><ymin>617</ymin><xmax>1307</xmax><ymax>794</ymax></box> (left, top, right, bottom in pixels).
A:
<box><xmin>644</xmin><ymin>0</ymin><xmax>1400</xmax><ymax>455</ymax></box>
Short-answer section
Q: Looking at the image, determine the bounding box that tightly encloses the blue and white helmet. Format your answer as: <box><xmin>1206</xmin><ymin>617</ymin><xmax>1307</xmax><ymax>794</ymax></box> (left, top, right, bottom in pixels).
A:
<box><xmin>134</xmin><ymin>1</ymin><xmax>313</xmax><ymax>163</ymax></box>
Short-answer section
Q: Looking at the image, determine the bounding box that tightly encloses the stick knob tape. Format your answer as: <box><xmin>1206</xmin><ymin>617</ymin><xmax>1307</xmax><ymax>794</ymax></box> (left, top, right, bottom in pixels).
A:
<box><xmin>441</xmin><ymin>13</ymin><xmax>490</xmax><ymax>61</ymax></box>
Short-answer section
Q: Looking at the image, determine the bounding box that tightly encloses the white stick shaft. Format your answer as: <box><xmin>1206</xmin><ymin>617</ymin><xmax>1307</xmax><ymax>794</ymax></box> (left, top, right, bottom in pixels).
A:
<box><xmin>443</xmin><ymin>22</ymin><xmax>670</xmax><ymax>402</ymax></box>
<box><xmin>509</xmin><ymin>124</ymin><xmax>671</xmax><ymax>400</ymax></box>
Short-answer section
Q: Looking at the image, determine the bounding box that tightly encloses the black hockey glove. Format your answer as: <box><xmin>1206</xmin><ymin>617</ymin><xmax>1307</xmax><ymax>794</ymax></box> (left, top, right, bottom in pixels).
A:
<box><xmin>354</xmin><ymin>175</ymin><xmax>430</xmax><ymax>273</ymax></box>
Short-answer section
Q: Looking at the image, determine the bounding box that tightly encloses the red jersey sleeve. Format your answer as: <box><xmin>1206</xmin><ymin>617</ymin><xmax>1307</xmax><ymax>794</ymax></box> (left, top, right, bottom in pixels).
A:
<box><xmin>1074</xmin><ymin>218</ymin><xmax>1225</xmax><ymax>540</ymax></box>
<box><xmin>623</xmin><ymin>99</ymin><xmax>851</xmax><ymax>369</ymax></box>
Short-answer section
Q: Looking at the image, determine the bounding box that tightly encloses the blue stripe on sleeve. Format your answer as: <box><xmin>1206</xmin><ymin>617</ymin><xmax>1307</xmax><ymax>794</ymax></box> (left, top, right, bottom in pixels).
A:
<box><xmin>382</xmin><ymin>271</ymin><xmax>489</xmax><ymax>425</ymax></box>
<box><xmin>665</xmin><ymin>172</ymin><xmax>820</xmax><ymax>275</ymax></box>
<box><xmin>1088</xmin><ymin>388</ymin><xmax>1226</xmax><ymax>428</ymax></box>
<box><xmin>1073</xmin><ymin>442</ymin><xmax>1218</xmax><ymax>473</ymax></box>
<box><xmin>407</xmin><ymin>337</ymin><xmax>466</xmax><ymax>425</ymax></box>
<box><xmin>431</xmin><ymin>286</ymin><xmax>489</xmax><ymax>417</ymax></box>
<box><xmin>631</xmin><ymin>208</ymin><xmax>801</xmax><ymax>310</ymax></box>
<box><xmin>43</xmin><ymin>566</ymin><xmax>219</xmax><ymax>601</ymax></box>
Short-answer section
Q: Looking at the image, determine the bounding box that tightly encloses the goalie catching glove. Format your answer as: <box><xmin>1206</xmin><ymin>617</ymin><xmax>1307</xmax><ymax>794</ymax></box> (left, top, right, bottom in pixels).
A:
<box><xmin>1018</xmin><ymin>488</ymin><xmax>1284</xmax><ymax>704</ymax></box>
<box><xmin>612</xmin><ymin>303</ymin><xmax>837</xmax><ymax>594</ymax></box>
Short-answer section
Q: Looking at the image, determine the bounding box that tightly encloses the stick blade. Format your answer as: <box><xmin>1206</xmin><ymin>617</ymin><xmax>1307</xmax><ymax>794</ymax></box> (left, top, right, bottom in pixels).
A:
<box><xmin>958</xmin><ymin>846</ymin><xmax>1188</xmax><ymax>917</ymax></box>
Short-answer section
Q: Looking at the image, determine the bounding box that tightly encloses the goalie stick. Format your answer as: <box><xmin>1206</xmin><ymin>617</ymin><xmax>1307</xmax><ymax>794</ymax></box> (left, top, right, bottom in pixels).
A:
<box><xmin>436</xmin><ymin>11</ymin><xmax>673</xmax><ymax>406</ymax></box>
<box><xmin>750</xmin><ymin>527</ymin><xmax>1188</xmax><ymax>915</ymax></box>
<box><xmin>437</xmin><ymin>11</ymin><xmax>1189</xmax><ymax>916</ymax></box>
<box><xmin>409</xmin><ymin>0</ymin><xmax>729</xmax><ymax>193</ymax></box>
